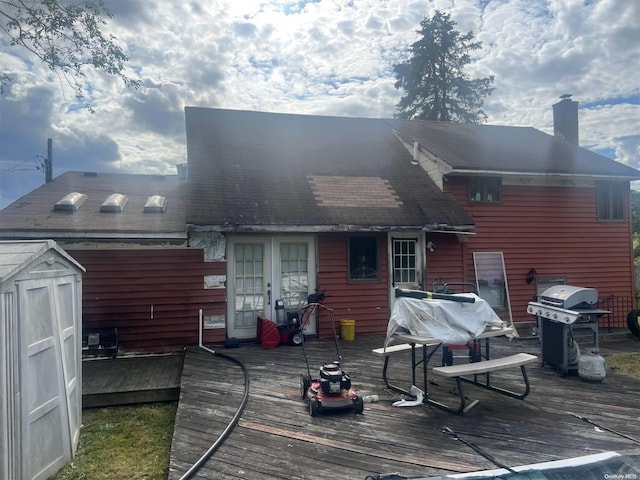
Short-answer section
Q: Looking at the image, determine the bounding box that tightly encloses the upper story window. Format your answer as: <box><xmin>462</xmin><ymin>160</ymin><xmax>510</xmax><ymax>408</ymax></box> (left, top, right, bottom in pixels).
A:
<box><xmin>348</xmin><ymin>235</ymin><xmax>379</xmax><ymax>281</ymax></box>
<box><xmin>597</xmin><ymin>181</ymin><xmax>624</xmax><ymax>220</ymax></box>
<box><xmin>469</xmin><ymin>177</ymin><xmax>501</xmax><ymax>203</ymax></box>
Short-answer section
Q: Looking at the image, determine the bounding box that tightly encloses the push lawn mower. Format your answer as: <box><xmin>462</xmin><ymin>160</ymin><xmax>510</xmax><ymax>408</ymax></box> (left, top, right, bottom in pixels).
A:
<box><xmin>299</xmin><ymin>293</ymin><xmax>363</xmax><ymax>416</ymax></box>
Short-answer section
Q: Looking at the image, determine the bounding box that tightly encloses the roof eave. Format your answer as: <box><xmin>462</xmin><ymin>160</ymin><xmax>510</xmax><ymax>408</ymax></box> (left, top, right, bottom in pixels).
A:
<box><xmin>188</xmin><ymin>224</ymin><xmax>476</xmax><ymax>234</ymax></box>
<box><xmin>447</xmin><ymin>169</ymin><xmax>640</xmax><ymax>181</ymax></box>
<box><xmin>0</xmin><ymin>230</ymin><xmax>188</xmax><ymax>240</ymax></box>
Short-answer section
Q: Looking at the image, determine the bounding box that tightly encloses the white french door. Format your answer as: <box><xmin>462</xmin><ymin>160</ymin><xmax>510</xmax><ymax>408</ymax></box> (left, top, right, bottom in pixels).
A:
<box><xmin>227</xmin><ymin>235</ymin><xmax>316</xmax><ymax>339</ymax></box>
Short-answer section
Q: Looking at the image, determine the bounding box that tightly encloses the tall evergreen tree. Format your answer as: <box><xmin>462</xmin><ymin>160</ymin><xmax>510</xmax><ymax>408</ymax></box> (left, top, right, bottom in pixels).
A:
<box><xmin>394</xmin><ymin>11</ymin><xmax>494</xmax><ymax>123</ymax></box>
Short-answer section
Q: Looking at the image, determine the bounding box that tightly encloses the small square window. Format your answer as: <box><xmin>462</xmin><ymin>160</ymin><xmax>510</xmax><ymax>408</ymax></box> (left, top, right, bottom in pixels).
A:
<box><xmin>348</xmin><ymin>236</ymin><xmax>379</xmax><ymax>281</ymax></box>
<box><xmin>469</xmin><ymin>177</ymin><xmax>501</xmax><ymax>203</ymax></box>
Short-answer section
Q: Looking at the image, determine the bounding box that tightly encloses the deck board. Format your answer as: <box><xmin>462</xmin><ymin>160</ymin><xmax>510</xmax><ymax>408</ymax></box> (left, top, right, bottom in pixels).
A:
<box><xmin>167</xmin><ymin>332</ymin><xmax>640</xmax><ymax>479</ymax></box>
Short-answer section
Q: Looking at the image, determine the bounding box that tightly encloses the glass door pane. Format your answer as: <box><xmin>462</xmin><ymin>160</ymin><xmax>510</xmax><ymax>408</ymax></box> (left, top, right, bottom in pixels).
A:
<box><xmin>234</xmin><ymin>243</ymin><xmax>264</xmax><ymax>329</ymax></box>
<box><xmin>279</xmin><ymin>242</ymin><xmax>309</xmax><ymax>311</ymax></box>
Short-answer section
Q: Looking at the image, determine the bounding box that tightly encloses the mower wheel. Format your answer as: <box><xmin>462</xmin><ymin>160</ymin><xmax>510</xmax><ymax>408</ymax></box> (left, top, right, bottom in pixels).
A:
<box><xmin>290</xmin><ymin>329</ymin><xmax>304</xmax><ymax>346</ymax></box>
<box><xmin>354</xmin><ymin>396</ymin><xmax>364</xmax><ymax>414</ymax></box>
<box><xmin>300</xmin><ymin>374</ymin><xmax>311</xmax><ymax>399</ymax></box>
<box><xmin>309</xmin><ymin>398</ymin><xmax>320</xmax><ymax>417</ymax></box>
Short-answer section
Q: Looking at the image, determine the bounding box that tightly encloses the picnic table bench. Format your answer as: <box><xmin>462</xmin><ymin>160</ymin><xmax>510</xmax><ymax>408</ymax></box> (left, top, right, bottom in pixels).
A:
<box><xmin>431</xmin><ymin>352</ymin><xmax>538</xmax><ymax>413</ymax></box>
<box><xmin>374</xmin><ymin>328</ymin><xmax>538</xmax><ymax>414</ymax></box>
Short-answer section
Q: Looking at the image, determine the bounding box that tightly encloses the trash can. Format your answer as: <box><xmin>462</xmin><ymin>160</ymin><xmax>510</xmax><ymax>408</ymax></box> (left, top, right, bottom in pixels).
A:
<box><xmin>340</xmin><ymin>319</ymin><xmax>355</xmax><ymax>341</ymax></box>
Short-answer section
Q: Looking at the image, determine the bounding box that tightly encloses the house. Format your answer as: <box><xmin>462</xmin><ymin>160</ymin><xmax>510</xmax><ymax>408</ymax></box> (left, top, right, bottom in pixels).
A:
<box><xmin>1</xmin><ymin>99</ymin><xmax>638</xmax><ymax>351</ymax></box>
<box><xmin>0</xmin><ymin>172</ymin><xmax>224</xmax><ymax>353</ymax></box>
<box><xmin>183</xmin><ymin>101</ymin><xmax>640</xmax><ymax>342</ymax></box>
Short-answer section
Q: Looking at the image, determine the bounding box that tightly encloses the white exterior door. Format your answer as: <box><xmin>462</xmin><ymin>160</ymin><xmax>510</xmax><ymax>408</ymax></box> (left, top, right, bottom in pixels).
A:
<box><xmin>389</xmin><ymin>233</ymin><xmax>425</xmax><ymax>306</ymax></box>
<box><xmin>227</xmin><ymin>236</ymin><xmax>316</xmax><ymax>339</ymax></box>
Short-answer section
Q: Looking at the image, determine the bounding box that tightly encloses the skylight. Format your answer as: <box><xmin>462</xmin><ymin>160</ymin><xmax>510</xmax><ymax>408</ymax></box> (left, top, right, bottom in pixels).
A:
<box><xmin>100</xmin><ymin>193</ymin><xmax>128</xmax><ymax>213</ymax></box>
<box><xmin>144</xmin><ymin>195</ymin><xmax>167</xmax><ymax>213</ymax></box>
<box><xmin>54</xmin><ymin>192</ymin><xmax>88</xmax><ymax>211</ymax></box>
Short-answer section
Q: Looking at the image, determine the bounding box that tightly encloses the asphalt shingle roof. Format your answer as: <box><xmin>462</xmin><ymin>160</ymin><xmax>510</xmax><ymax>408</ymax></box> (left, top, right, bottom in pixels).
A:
<box><xmin>4</xmin><ymin>108</ymin><xmax>637</xmax><ymax>238</ymax></box>
<box><xmin>389</xmin><ymin>119</ymin><xmax>640</xmax><ymax>178</ymax></box>
<box><xmin>0</xmin><ymin>172</ymin><xmax>186</xmax><ymax>238</ymax></box>
<box><xmin>184</xmin><ymin>107</ymin><xmax>474</xmax><ymax>231</ymax></box>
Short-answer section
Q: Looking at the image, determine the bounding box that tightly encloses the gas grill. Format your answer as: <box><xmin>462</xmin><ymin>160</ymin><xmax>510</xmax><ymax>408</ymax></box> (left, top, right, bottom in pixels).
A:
<box><xmin>527</xmin><ymin>285</ymin><xmax>610</xmax><ymax>376</ymax></box>
<box><xmin>527</xmin><ymin>285</ymin><xmax>600</xmax><ymax>324</ymax></box>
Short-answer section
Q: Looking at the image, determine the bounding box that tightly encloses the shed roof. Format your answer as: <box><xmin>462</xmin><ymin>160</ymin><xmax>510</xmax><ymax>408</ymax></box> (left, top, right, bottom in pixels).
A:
<box><xmin>0</xmin><ymin>240</ymin><xmax>84</xmax><ymax>284</ymax></box>
<box><xmin>184</xmin><ymin>107</ymin><xmax>475</xmax><ymax>232</ymax></box>
<box><xmin>0</xmin><ymin>172</ymin><xmax>186</xmax><ymax>241</ymax></box>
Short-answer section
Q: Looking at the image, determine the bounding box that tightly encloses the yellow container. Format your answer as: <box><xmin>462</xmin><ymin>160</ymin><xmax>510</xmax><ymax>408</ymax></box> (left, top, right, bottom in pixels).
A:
<box><xmin>340</xmin><ymin>319</ymin><xmax>356</xmax><ymax>341</ymax></box>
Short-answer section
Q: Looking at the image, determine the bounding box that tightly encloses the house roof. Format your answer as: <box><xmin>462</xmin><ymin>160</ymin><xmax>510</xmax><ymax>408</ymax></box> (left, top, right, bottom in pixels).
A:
<box><xmin>0</xmin><ymin>172</ymin><xmax>187</xmax><ymax>241</ymax></box>
<box><xmin>390</xmin><ymin>119</ymin><xmax>640</xmax><ymax>179</ymax></box>
<box><xmin>3</xmin><ymin>109</ymin><xmax>637</xmax><ymax>239</ymax></box>
<box><xmin>184</xmin><ymin>107</ymin><xmax>475</xmax><ymax>232</ymax></box>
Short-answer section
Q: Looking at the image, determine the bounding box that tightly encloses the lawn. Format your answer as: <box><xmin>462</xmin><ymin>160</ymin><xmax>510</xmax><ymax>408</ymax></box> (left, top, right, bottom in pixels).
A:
<box><xmin>51</xmin><ymin>353</ymin><xmax>638</xmax><ymax>480</ymax></box>
<box><xmin>52</xmin><ymin>402</ymin><xmax>177</xmax><ymax>480</ymax></box>
<box><xmin>605</xmin><ymin>352</ymin><xmax>640</xmax><ymax>377</ymax></box>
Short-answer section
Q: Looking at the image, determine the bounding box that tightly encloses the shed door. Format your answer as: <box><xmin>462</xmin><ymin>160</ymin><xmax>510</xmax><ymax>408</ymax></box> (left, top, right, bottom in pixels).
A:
<box><xmin>18</xmin><ymin>275</ymin><xmax>80</xmax><ymax>480</ymax></box>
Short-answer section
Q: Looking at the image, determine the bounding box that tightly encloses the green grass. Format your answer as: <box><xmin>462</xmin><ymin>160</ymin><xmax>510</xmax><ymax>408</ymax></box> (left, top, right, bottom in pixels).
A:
<box><xmin>606</xmin><ymin>353</ymin><xmax>640</xmax><ymax>378</ymax></box>
<box><xmin>52</xmin><ymin>402</ymin><xmax>177</xmax><ymax>480</ymax></box>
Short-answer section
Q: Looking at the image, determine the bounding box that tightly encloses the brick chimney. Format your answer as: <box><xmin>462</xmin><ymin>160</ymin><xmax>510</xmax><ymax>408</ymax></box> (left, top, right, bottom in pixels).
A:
<box><xmin>552</xmin><ymin>94</ymin><xmax>579</xmax><ymax>145</ymax></box>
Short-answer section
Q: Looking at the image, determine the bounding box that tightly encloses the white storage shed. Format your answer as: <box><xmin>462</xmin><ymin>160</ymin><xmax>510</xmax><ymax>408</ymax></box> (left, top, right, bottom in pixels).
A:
<box><xmin>0</xmin><ymin>240</ymin><xmax>84</xmax><ymax>480</ymax></box>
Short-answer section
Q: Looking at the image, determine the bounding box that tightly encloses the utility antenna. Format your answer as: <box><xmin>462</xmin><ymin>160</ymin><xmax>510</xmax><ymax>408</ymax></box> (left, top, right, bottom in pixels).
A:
<box><xmin>45</xmin><ymin>138</ymin><xmax>52</xmax><ymax>183</ymax></box>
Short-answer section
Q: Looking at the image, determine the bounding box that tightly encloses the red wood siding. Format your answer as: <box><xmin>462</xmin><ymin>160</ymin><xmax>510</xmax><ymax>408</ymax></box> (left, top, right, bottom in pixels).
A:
<box><xmin>425</xmin><ymin>234</ymin><xmax>466</xmax><ymax>289</ymax></box>
<box><xmin>442</xmin><ymin>177</ymin><xmax>635</xmax><ymax>327</ymax></box>
<box><xmin>68</xmin><ymin>249</ymin><xmax>226</xmax><ymax>353</ymax></box>
<box><xmin>316</xmin><ymin>233</ymin><xmax>390</xmax><ymax>338</ymax></box>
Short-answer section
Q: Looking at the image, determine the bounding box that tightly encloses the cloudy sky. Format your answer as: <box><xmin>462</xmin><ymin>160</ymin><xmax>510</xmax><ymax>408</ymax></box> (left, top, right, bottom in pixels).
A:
<box><xmin>0</xmin><ymin>0</ymin><xmax>638</xmax><ymax>209</ymax></box>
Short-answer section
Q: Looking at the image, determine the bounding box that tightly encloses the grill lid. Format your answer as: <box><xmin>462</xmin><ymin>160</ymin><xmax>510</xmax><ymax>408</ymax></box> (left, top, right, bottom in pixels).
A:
<box><xmin>540</xmin><ymin>285</ymin><xmax>598</xmax><ymax>309</ymax></box>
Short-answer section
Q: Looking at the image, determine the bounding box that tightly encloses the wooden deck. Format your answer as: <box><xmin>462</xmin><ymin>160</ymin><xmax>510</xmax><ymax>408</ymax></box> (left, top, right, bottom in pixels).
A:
<box><xmin>168</xmin><ymin>331</ymin><xmax>640</xmax><ymax>479</ymax></box>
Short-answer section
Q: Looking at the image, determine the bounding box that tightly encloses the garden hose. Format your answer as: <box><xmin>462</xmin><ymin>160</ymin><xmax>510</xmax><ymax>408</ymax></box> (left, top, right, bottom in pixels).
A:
<box><xmin>179</xmin><ymin>346</ymin><xmax>250</xmax><ymax>480</ymax></box>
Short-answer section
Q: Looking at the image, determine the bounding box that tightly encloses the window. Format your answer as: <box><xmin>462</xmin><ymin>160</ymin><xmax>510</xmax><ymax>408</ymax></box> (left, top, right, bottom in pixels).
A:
<box><xmin>348</xmin><ymin>236</ymin><xmax>379</xmax><ymax>281</ymax></box>
<box><xmin>469</xmin><ymin>177</ymin><xmax>501</xmax><ymax>203</ymax></box>
<box><xmin>393</xmin><ymin>238</ymin><xmax>417</xmax><ymax>284</ymax></box>
<box><xmin>597</xmin><ymin>181</ymin><xmax>624</xmax><ymax>220</ymax></box>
